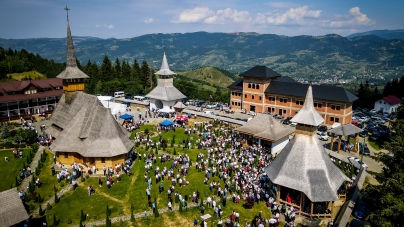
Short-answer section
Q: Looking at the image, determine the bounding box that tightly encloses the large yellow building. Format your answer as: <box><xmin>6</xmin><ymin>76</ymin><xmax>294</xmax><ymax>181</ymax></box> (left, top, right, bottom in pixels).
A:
<box><xmin>228</xmin><ymin>66</ymin><xmax>358</xmax><ymax>125</ymax></box>
<box><xmin>46</xmin><ymin>16</ymin><xmax>134</xmax><ymax>169</ymax></box>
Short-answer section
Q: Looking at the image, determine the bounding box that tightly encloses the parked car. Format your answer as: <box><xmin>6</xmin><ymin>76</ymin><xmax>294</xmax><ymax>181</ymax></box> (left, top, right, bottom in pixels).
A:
<box><xmin>125</xmin><ymin>94</ymin><xmax>133</xmax><ymax>100</ymax></box>
<box><xmin>317</xmin><ymin>125</ymin><xmax>328</xmax><ymax>134</ymax></box>
<box><xmin>370</xmin><ymin>129</ymin><xmax>381</xmax><ymax>140</ymax></box>
<box><xmin>290</xmin><ymin>122</ymin><xmax>297</xmax><ymax>127</ymax></box>
<box><xmin>317</xmin><ymin>132</ymin><xmax>330</xmax><ymax>141</ymax></box>
<box><xmin>360</xmin><ymin>146</ymin><xmax>371</xmax><ymax>155</ymax></box>
<box><xmin>215</xmin><ymin>104</ymin><xmax>221</xmax><ymax>110</ymax></box>
<box><xmin>206</xmin><ymin>103</ymin><xmax>215</xmax><ymax>109</ymax></box>
<box><xmin>121</xmin><ymin>101</ymin><xmax>131</xmax><ymax>107</ymax></box>
<box><xmin>283</xmin><ymin>117</ymin><xmax>292</xmax><ymax>125</ymax></box>
<box><xmin>349</xmin><ymin>157</ymin><xmax>368</xmax><ymax>170</ymax></box>
<box><xmin>359</xmin><ymin>130</ymin><xmax>368</xmax><ymax>137</ymax></box>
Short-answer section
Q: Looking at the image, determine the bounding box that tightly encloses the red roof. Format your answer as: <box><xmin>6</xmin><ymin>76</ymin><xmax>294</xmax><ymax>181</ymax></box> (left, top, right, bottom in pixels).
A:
<box><xmin>383</xmin><ymin>95</ymin><xmax>403</xmax><ymax>105</ymax></box>
<box><xmin>0</xmin><ymin>78</ymin><xmax>63</xmax><ymax>103</ymax></box>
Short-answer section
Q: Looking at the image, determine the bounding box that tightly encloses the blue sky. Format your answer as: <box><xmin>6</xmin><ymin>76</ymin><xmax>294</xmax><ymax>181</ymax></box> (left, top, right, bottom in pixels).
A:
<box><xmin>0</xmin><ymin>0</ymin><xmax>403</xmax><ymax>39</ymax></box>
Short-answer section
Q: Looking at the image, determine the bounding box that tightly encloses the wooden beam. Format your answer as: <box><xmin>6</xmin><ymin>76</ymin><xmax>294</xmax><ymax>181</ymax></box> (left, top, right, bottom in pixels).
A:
<box><xmin>330</xmin><ymin>134</ymin><xmax>335</xmax><ymax>150</ymax></box>
<box><xmin>276</xmin><ymin>185</ymin><xmax>281</xmax><ymax>204</ymax></box>
<box><xmin>310</xmin><ymin>202</ymin><xmax>314</xmax><ymax>219</ymax></box>
<box><xmin>353</xmin><ymin>133</ymin><xmax>359</xmax><ymax>153</ymax></box>
<box><xmin>337</xmin><ymin>135</ymin><xmax>342</xmax><ymax>153</ymax></box>
<box><xmin>331</xmin><ymin>201</ymin><xmax>334</xmax><ymax>222</ymax></box>
<box><xmin>299</xmin><ymin>192</ymin><xmax>304</xmax><ymax>216</ymax></box>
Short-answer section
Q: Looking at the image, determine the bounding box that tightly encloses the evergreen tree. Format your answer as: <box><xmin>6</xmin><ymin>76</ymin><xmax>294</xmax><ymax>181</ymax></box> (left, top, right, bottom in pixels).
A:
<box><xmin>383</xmin><ymin>81</ymin><xmax>392</xmax><ymax>97</ymax></box>
<box><xmin>132</xmin><ymin>59</ymin><xmax>141</xmax><ymax>81</ymax></box>
<box><xmin>53</xmin><ymin>214</ymin><xmax>57</xmax><ymax>226</ymax></box>
<box><xmin>114</xmin><ymin>58</ymin><xmax>122</xmax><ymax>79</ymax></box>
<box><xmin>39</xmin><ymin>205</ymin><xmax>45</xmax><ymax>216</ymax></box>
<box><xmin>81</xmin><ymin>209</ymin><xmax>86</xmax><ymax>222</ymax></box>
<box><xmin>140</xmin><ymin>60</ymin><xmax>151</xmax><ymax>89</ymax></box>
<box><xmin>154</xmin><ymin>197</ymin><xmax>160</xmax><ymax>217</ymax></box>
<box><xmin>54</xmin><ymin>192</ymin><xmax>59</xmax><ymax>203</ymax></box>
<box><xmin>101</xmin><ymin>55</ymin><xmax>113</xmax><ymax>82</ymax></box>
<box><xmin>122</xmin><ymin>60</ymin><xmax>132</xmax><ymax>81</ymax></box>
<box><xmin>150</xmin><ymin>67</ymin><xmax>157</xmax><ymax>88</ymax></box>
<box><xmin>130</xmin><ymin>210</ymin><xmax>135</xmax><ymax>222</ymax></box>
<box><xmin>1</xmin><ymin>123</ymin><xmax>10</xmax><ymax>139</ymax></box>
<box><xmin>362</xmin><ymin>104</ymin><xmax>404</xmax><ymax>226</ymax></box>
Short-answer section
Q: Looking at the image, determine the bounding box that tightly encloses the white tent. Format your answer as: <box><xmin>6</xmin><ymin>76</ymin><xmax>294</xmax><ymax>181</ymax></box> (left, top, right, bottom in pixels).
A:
<box><xmin>100</xmin><ymin>100</ymin><xmax>127</xmax><ymax>115</ymax></box>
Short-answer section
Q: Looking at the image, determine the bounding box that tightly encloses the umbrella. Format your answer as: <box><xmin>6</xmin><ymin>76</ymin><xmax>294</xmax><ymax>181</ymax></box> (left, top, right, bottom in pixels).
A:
<box><xmin>159</xmin><ymin>119</ymin><xmax>174</xmax><ymax>126</ymax></box>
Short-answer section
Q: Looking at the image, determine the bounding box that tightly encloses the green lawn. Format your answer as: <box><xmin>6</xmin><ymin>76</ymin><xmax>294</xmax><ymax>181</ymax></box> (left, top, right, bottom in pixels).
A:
<box><xmin>34</xmin><ymin>124</ymin><xmax>304</xmax><ymax>227</ymax></box>
<box><xmin>131</xmin><ymin>125</ymin><xmax>195</xmax><ymax>145</ymax></box>
<box><xmin>0</xmin><ymin>148</ymin><xmax>31</xmax><ymax>192</ymax></box>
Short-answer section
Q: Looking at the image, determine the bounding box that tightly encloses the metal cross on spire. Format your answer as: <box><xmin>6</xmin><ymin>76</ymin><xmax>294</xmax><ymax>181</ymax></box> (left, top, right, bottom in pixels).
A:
<box><xmin>309</xmin><ymin>72</ymin><xmax>313</xmax><ymax>85</ymax></box>
<box><xmin>64</xmin><ymin>6</ymin><xmax>70</xmax><ymax>22</ymax></box>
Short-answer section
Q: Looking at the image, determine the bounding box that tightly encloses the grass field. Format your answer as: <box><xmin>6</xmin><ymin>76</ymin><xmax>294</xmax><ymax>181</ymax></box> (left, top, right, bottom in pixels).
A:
<box><xmin>0</xmin><ymin>148</ymin><xmax>31</xmax><ymax>192</ymax></box>
<box><xmin>7</xmin><ymin>70</ymin><xmax>46</xmax><ymax>81</ymax></box>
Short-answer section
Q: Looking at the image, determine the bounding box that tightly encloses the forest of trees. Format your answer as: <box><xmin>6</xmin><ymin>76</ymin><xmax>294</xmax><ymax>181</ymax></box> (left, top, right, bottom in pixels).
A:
<box><xmin>354</xmin><ymin>76</ymin><xmax>404</xmax><ymax>109</ymax></box>
<box><xmin>0</xmin><ymin>47</ymin><xmax>65</xmax><ymax>80</ymax></box>
<box><xmin>0</xmin><ymin>47</ymin><xmax>230</xmax><ymax>103</ymax></box>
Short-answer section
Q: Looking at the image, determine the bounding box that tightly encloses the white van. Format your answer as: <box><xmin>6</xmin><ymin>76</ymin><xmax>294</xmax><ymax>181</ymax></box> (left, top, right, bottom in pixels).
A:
<box><xmin>114</xmin><ymin>91</ymin><xmax>125</xmax><ymax>98</ymax></box>
<box><xmin>133</xmin><ymin>96</ymin><xmax>148</xmax><ymax>102</ymax></box>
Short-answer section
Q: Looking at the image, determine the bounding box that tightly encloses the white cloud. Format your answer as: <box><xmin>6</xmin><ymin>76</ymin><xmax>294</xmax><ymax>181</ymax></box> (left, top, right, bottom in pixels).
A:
<box><xmin>144</xmin><ymin>18</ymin><xmax>154</xmax><ymax>24</ymax></box>
<box><xmin>175</xmin><ymin>7</ymin><xmax>214</xmax><ymax>23</ymax></box>
<box><xmin>264</xmin><ymin>6</ymin><xmax>322</xmax><ymax>25</ymax></box>
<box><xmin>107</xmin><ymin>25</ymin><xmax>114</xmax><ymax>29</ymax></box>
<box><xmin>95</xmin><ymin>25</ymin><xmax>100</xmax><ymax>28</ymax></box>
<box><xmin>330</xmin><ymin>7</ymin><xmax>374</xmax><ymax>27</ymax></box>
<box><xmin>205</xmin><ymin>8</ymin><xmax>251</xmax><ymax>24</ymax></box>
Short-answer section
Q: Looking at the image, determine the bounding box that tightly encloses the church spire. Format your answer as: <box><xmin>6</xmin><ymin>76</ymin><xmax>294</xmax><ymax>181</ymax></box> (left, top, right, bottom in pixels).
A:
<box><xmin>57</xmin><ymin>6</ymin><xmax>89</xmax><ymax>80</ymax></box>
<box><xmin>291</xmin><ymin>85</ymin><xmax>324</xmax><ymax>127</ymax></box>
<box><xmin>155</xmin><ymin>50</ymin><xmax>176</xmax><ymax>78</ymax></box>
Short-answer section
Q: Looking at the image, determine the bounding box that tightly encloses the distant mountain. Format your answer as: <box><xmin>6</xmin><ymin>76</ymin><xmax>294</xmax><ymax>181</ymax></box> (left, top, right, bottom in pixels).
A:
<box><xmin>347</xmin><ymin>29</ymin><xmax>404</xmax><ymax>40</ymax></box>
<box><xmin>1</xmin><ymin>32</ymin><xmax>404</xmax><ymax>80</ymax></box>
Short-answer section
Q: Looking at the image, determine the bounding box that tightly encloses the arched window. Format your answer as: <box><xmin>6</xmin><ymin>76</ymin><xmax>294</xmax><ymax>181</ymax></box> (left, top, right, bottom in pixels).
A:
<box><xmin>252</xmin><ymin>84</ymin><xmax>255</xmax><ymax>89</ymax></box>
<box><xmin>256</xmin><ymin>84</ymin><xmax>260</xmax><ymax>89</ymax></box>
<box><xmin>248</xmin><ymin>83</ymin><xmax>251</xmax><ymax>88</ymax></box>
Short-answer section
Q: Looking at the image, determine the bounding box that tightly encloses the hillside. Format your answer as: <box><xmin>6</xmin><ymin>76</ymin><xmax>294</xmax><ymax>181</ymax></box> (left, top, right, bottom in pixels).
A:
<box><xmin>7</xmin><ymin>70</ymin><xmax>46</xmax><ymax>81</ymax></box>
<box><xmin>1</xmin><ymin>32</ymin><xmax>404</xmax><ymax>82</ymax></box>
<box><xmin>177</xmin><ymin>67</ymin><xmax>235</xmax><ymax>89</ymax></box>
<box><xmin>347</xmin><ymin>29</ymin><xmax>404</xmax><ymax>40</ymax></box>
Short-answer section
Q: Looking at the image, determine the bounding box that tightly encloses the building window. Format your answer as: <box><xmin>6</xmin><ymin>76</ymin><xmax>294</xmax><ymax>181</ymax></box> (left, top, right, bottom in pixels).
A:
<box><xmin>252</xmin><ymin>84</ymin><xmax>256</xmax><ymax>89</ymax></box>
<box><xmin>330</xmin><ymin>117</ymin><xmax>334</xmax><ymax>122</ymax></box>
<box><xmin>335</xmin><ymin>118</ymin><xmax>340</xmax><ymax>122</ymax></box>
<box><xmin>379</xmin><ymin>101</ymin><xmax>382</xmax><ymax>104</ymax></box>
<box><xmin>259</xmin><ymin>96</ymin><xmax>262</xmax><ymax>101</ymax></box>
<box><xmin>314</xmin><ymin>103</ymin><xmax>322</xmax><ymax>108</ymax></box>
<box><xmin>252</xmin><ymin>95</ymin><xmax>255</xmax><ymax>100</ymax></box>
<box><xmin>101</xmin><ymin>157</ymin><xmax>105</xmax><ymax>163</ymax></box>
<box><xmin>331</xmin><ymin>105</ymin><xmax>340</xmax><ymax>110</ymax></box>
<box><xmin>64</xmin><ymin>152</ymin><xmax>68</xmax><ymax>158</ymax></box>
<box><xmin>245</xmin><ymin>94</ymin><xmax>247</xmax><ymax>98</ymax></box>
<box><xmin>268</xmin><ymin>96</ymin><xmax>275</xmax><ymax>101</ymax></box>
<box><xmin>280</xmin><ymin>98</ymin><xmax>288</xmax><ymax>103</ymax></box>
<box><xmin>248</xmin><ymin>83</ymin><xmax>251</xmax><ymax>88</ymax></box>
<box><xmin>231</xmin><ymin>92</ymin><xmax>235</xmax><ymax>96</ymax></box>
<box><xmin>256</xmin><ymin>84</ymin><xmax>260</xmax><ymax>89</ymax></box>
<box><xmin>295</xmin><ymin>100</ymin><xmax>304</xmax><ymax>105</ymax></box>
<box><xmin>283</xmin><ymin>110</ymin><xmax>286</xmax><ymax>114</ymax></box>
<box><xmin>238</xmin><ymin>102</ymin><xmax>241</xmax><ymax>106</ymax></box>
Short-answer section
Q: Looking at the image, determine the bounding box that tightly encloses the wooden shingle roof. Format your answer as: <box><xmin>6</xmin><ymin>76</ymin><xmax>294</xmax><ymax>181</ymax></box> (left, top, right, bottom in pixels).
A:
<box><xmin>0</xmin><ymin>188</ymin><xmax>29</xmax><ymax>226</ymax></box>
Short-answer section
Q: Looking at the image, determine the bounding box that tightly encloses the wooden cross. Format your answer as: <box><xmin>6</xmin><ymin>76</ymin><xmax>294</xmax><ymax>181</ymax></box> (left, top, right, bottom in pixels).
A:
<box><xmin>64</xmin><ymin>6</ymin><xmax>70</xmax><ymax>21</ymax></box>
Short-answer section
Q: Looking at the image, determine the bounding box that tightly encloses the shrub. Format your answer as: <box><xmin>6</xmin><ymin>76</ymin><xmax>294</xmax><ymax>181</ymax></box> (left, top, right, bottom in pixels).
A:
<box><xmin>54</xmin><ymin>192</ymin><xmax>59</xmax><ymax>203</ymax></box>
<box><xmin>29</xmin><ymin>203</ymin><xmax>35</xmax><ymax>211</ymax></box>
<box><xmin>47</xmin><ymin>202</ymin><xmax>52</xmax><ymax>210</ymax></box>
<box><xmin>130</xmin><ymin>210</ymin><xmax>135</xmax><ymax>222</ymax></box>
<box><xmin>81</xmin><ymin>210</ymin><xmax>86</xmax><ymax>222</ymax></box>
<box><xmin>39</xmin><ymin>205</ymin><xmax>45</xmax><ymax>216</ymax></box>
<box><xmin>67</xmin><ymin>218</ymin><xmax>72</xmax><ymax>224</ymax></box>
<box><xmin>85</xmin><ymin>175</ymin><xmax>90</xmax><ymax>179</ymax></box>
<box><xmin>36</xmin><ymin>193</ymin><xmax>42</xmax><ymax>203</ymax></box>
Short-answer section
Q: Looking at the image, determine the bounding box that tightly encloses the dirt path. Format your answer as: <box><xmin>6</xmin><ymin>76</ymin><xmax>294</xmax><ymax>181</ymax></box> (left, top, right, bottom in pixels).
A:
<box><xmin>19</xmin><ymin>146</ymin><xmax>44</xmax><ymax>191</ymax></box>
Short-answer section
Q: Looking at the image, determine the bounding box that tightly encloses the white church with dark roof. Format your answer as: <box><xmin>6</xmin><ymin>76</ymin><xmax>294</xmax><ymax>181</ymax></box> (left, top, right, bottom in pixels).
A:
<box><xmin>146</xmin><ymin>51</ymin><xmax>186</xmax><ymax>113</ymax></box>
